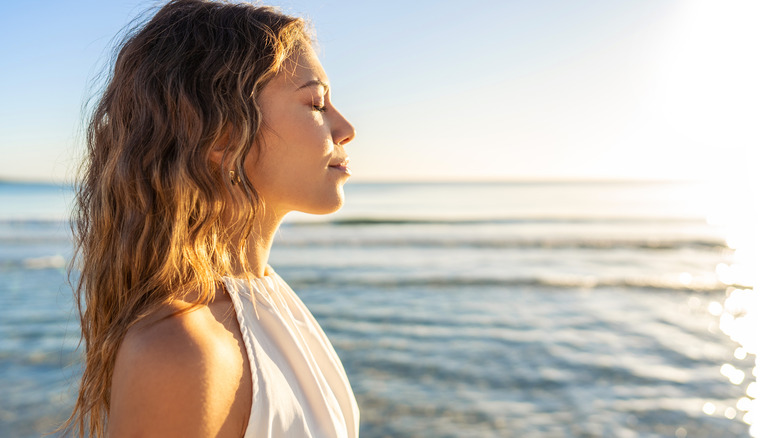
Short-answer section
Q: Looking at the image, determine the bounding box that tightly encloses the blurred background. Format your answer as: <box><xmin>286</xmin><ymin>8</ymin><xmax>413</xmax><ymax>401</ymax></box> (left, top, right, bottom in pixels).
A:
<box><xmin>1</xmin><ymin>0</ymin><xmax>777</xmax><ymax>437</ymax></box>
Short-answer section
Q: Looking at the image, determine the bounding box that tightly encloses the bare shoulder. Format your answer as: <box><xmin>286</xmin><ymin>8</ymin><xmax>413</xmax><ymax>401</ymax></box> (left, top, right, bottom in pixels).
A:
<box><xmin>109</xmin><ymin>289</ymin><xmax>251</xmax><ymax>437</ymax></box>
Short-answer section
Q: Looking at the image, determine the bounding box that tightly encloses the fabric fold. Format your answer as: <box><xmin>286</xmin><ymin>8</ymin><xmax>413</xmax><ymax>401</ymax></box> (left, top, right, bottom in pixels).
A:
<box><xmin>222</xmin><ymin>271</ymin><xmax>359</xmax><ymax>438</ymax></box>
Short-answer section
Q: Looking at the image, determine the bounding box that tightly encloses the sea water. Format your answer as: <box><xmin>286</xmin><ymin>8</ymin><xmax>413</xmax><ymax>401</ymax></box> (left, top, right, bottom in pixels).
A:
<box><xmin>0</xmin><ymin>180</ymin><xmax>756</xmax><ymax>437</ymax></box>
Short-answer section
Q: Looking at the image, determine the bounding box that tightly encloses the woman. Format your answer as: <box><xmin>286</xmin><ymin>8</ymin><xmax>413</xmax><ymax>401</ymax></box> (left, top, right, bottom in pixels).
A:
<box><xmin>62</xmin><ymin>1</ymin><xmax>358</xmax><ymax>436</ymax></box>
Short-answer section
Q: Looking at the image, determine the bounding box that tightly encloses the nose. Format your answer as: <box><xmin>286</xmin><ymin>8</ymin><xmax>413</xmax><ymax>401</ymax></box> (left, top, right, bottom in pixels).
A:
<box><xmin>332</xmin><ymin>108</ymin><xmax>356</xmax><ymax>146</ymax></box>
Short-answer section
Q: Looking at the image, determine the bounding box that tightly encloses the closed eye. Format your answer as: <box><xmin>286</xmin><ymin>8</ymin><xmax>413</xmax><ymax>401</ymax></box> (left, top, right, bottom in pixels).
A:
<box><xmin>313</xmin><ymin>104</ymin><xmax>327</xmax><ymax>112</ymax></box>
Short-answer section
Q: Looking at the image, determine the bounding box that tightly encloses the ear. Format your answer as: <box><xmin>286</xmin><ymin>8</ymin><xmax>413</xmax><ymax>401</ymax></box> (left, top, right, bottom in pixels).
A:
<box><xmin>208</xmin><ymin>127</ymin><xmax>232</xmax><ymax>167</ymax></box>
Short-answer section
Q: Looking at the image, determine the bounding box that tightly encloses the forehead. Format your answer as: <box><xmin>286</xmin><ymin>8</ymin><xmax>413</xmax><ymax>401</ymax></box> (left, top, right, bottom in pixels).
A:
<box><xmin>272</xmin><ymin>45</ymin><xmax>328</xmax><ymax>90</ymax></box>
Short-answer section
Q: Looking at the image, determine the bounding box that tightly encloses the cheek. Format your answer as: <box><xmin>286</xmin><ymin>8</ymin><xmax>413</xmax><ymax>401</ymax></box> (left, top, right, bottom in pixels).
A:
<box><xmin>246</xmin><ymin>145</ymin><xmax>320</xmax><ymax>205</ymax></box>
<box><xmin>247</xmin><ymin>110</ymin><xmax>340</xmax><ymax>212</ymax></box>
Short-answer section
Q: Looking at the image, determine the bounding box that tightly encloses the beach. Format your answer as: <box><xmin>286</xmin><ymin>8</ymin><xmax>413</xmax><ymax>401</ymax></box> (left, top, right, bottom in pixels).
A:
<box><xmin>0</xmin><ymin>180</ymin><xmax>755</xmax><ymax>437</ymax></box>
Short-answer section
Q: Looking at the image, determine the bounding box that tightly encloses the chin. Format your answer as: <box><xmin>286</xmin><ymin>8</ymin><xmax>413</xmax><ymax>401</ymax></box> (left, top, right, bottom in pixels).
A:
<box><xmin>300</xmin><ymin>188</ymin><xmax>345</xmax><ymax>215</ymax></box>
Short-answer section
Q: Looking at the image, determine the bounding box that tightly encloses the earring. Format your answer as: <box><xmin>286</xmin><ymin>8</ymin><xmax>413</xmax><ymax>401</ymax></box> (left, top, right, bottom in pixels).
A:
<box><xmin>229</xmin><ymin>170</ymin><xmax>241</xmax><ymax>185</ymax></box>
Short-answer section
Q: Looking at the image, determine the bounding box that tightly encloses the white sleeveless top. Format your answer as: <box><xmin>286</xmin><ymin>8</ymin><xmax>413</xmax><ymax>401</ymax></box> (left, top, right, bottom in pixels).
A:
<box><xmin>222</xmin><ymin>269</ymin><xmax>359</xmax><ymax>438</ymax></box>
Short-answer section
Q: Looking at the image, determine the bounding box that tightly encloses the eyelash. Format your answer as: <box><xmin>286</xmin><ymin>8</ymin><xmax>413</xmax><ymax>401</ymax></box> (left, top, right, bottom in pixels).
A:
<box><xmin>313</xmin><ymin>104</ymin><xmax>327</xmax><ymax>113</ymax></box>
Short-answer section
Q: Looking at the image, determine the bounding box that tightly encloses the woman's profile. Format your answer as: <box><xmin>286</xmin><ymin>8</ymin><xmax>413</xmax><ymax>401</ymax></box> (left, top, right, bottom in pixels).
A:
<box><xmin>62</xmin><ymin>0</ymin><xmax>358</xmax><ymax>436</ymax></box>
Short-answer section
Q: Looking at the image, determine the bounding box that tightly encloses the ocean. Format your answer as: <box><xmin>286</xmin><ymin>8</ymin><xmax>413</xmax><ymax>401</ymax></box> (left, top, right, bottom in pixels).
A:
<box><xmin>0</xmin><ymin>180</ymin><xmax>756</xmax><ymax>437</ymax></box>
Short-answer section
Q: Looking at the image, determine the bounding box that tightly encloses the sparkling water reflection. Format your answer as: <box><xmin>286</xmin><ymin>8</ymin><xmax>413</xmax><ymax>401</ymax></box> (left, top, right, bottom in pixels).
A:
<box><xmin>706</xmin><ymin>184</ymin><xmax>761</xmax><ymax>435</ymax></box>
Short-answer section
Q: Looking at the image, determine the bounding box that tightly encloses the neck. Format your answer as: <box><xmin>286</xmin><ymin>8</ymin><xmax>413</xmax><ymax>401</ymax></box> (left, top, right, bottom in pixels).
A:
<box><xmin>230</xmin><ymin>208</ymin><xmax>286</xmax><ymax>278</ymax></box>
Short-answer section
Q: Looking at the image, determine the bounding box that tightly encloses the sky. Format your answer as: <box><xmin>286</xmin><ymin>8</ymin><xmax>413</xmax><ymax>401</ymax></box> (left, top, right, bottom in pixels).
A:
<box><xmin>0</xmin><ymin>0</ymin><xmax>777</xmax><ymax>183</ymax></box>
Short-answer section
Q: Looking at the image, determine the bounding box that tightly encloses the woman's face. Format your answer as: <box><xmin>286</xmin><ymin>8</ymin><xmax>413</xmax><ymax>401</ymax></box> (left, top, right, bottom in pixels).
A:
<box><xmin>246</xmin><ymin>45</ymin><xmax>356</xmax><ymax>216</ymax></box>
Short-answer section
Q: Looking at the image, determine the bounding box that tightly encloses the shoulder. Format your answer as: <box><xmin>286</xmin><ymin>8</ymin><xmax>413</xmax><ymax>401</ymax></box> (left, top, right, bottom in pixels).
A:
<box><xmin>109</xmin><ymin>290</ymin><xmax>251</xmax><ymax>437</ymax></box>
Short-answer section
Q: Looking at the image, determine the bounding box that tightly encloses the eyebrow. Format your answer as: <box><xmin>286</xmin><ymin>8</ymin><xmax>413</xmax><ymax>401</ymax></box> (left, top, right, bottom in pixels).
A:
<box><xmin>296</xmin><ymin>79</ymin><xmax>330</xmax><ymax>93</ymax></box>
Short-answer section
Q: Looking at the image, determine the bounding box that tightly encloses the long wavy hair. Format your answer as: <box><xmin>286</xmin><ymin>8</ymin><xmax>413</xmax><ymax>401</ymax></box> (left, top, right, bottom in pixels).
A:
<box><xmin>61</xmin><ymin>1</ymin><xmax>310</xmax><ymax>435</ymax></box>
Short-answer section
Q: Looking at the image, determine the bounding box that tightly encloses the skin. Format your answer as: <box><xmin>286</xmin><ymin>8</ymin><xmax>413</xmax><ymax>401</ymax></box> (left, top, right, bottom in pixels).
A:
<box><xmin>108</xmin><ymin>44</ymin><xmax>355</xmax><ymax>437</ymax></box>
<box><xmin>231</xmin><ymin>45</ymin><xmax>356</xmax><ymax>277</ymax></box>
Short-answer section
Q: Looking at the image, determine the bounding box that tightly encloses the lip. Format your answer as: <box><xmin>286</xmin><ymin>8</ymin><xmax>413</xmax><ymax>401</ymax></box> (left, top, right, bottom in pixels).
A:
<box><xmin>328</xmin><ymin>157</ymin><xmax>351</xmax><ymax>175</ymax></box>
